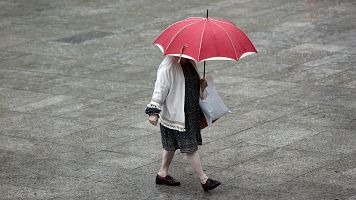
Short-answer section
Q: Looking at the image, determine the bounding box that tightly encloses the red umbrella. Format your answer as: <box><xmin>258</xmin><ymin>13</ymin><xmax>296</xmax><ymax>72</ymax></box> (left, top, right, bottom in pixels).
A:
<box><xmin>154</xmin><ymin>11</ymin><xmax>257</xmax><ymax>69</ymax></box>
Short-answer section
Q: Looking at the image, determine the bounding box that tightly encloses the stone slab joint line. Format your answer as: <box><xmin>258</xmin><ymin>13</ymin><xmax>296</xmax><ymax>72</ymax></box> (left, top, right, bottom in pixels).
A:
<box><xmin>273</xmin><ymin>154</ymin><xmax>350</xmax><ymax>189</ymax></box>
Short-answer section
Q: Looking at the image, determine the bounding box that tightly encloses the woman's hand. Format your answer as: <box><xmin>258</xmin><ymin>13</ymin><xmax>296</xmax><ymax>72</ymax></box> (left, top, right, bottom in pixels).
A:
<box><xmin>148</xmin><ymin>115</ymin><xmax>158</xmax><ymax>126</ymax></box>
<box><xmin>200</xmin><ymin>79</ymin><xmax>208</xmax><ymax>91</ymax></box>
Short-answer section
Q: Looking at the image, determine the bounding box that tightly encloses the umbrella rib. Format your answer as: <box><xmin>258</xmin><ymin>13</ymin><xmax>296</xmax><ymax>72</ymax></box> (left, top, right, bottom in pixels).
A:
<box><xmin>211</xmin><ymin>18</ymin><xmax>256</xmax><ymax>55</ymax></box>
<box><xmin>210</xmin><ymin>18</ymin><xmax>239</xmax><ymax>29</ymax></box>
<box><xmin>198</xmin><ymin>19</ymin><xmax>208</xmax><ymax>61</ymax></box>
<box><xmin>154</xmin><ymin>18</ymin><xmax>200</xmax><ymax>43</ymax></box>
<box><xmin>164</xmin><ymin>20</ymin><xmax>203</xmax><ymax>53</ymax></box>
<box><xmin>154</xmin><ymin>21</ymin><xmax>185</xmax><ymax>43</ymax></box>
<box><xmin>209</xmin><ymin>20</ymin><xmax>239</xmax><ymax>60</ymax></box>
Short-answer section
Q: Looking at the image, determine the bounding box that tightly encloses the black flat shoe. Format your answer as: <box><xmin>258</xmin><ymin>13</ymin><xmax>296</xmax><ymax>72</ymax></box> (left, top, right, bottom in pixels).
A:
<box><xmin>155</xmin><ymin>174</ymin><xmax>181</xmax><ymax>186</ymax></box>
<box><xmin>201</xmin><ymin>178</ymin><xmax>221</xmax><ymax>191</ymax></box>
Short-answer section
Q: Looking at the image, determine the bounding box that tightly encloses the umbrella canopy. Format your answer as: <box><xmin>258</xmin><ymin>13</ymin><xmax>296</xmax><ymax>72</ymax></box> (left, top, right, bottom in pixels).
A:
<box><xmin>154</xmin><ymin>16</ymin><xmax>257</xmax><ymax>62</ymax></box>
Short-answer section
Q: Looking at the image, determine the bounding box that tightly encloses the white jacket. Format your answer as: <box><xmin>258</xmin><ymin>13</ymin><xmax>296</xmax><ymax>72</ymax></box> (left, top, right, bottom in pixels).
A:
<box><xmin>148</xmin><ymin>56</ymin><xmax>199</xmax><ymax>132</ymax></box>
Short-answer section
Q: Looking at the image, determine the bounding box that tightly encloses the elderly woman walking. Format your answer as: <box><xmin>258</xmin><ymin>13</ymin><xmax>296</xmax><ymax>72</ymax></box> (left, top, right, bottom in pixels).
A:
<box><xmin>145</xmin><ymin>56</ymin><xmax>220</xmax><ymax>191</ymax></box>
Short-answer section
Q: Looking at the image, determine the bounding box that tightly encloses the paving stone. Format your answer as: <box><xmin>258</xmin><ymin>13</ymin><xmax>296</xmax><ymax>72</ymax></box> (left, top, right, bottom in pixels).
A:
<box><xmin>0</xmin><ymin>69</ymin><xmax>60</xmax><ymax>92</ymax></box>
<box><xmin>267</xmin><ymin>22</ymin><xmax>321</xmax><ymax>44</ymax></box>
<box><xmin>276</xmin><ymin>153</ymin><xmax>356</xmax><ymax>199</ymax></box>
<box><xmin>0</xmin><ymin>135</ymin><xmax>93</xmax><ymax>162</ymax></box>
<box><xmin>6</xmin><ymin>40</ymin><xmax>119</xmax><ymax>60</ymax></box>
<box><xmin>224</xmin><ymin>121</ymin><xmax>322</xmax><ymax>148</ymax></box>
<box><xmin>0</xmin><ymin>34</ymin><xmax>31</xmax><ymax>48</ymax></box>
<box><xmin>199</xmin><ymin>120</ymin><xmax>251</xmax><ymax>143</ymax></box>
<box><xmin>0</xmin><ymin>50</ymin><xmax>27</xmax><ymax>62</ymax></box>
<box><xmin>12</xmin><ymin>95</ymin><xmax>74</xmax><ymax>112</ymax></box>
<box><xmin>0</xmin><ymin>112</ymin><xmax>95</xmax><ymax>140</ymax></box>
<box><xmin>110</xmin><ymin>113</ymin><xmax>160</xmax><ymax>132</ymax></box>
<box><xmin>200</xmin><ymin>142</ymin><xmax>275</xmax><ymax>169</ymax></box>
<box><xmin>109</xmin><ymin>133</ymin><xmax>164</xmax><ymax>161</ymax></box>
<box><xmin>259</xmin><ymin>64</ymin><xmax>343</xmax><ymax>84</ymax></box>
<box><xmin>289</xmin><ymin>43</ymin><xmax>346</xmax><ymax>54</ymax></box>
<box><xmin>246</xmin><ymin>95</ymin><xmax>310</xmax><ymax>114</ymax></box>
<box><xmin>275</xmin><ymin>105</ymin><xmax>356</xmax><ymax>131</ymax></box>
<box><xmin>52</xmin><ymin>124</ymin><xmax>156</xmax><ymax>151</ymax></box>
<box><xmin>253</xmin><ymin>48</ymin><xmax>332</xmax><ymax>67</ymax></box>
<box><xmin>274</xmin><ymin>179</ymin><xmax>351</xmax><ymax>200</ymax></box>
<box><xmin>59</xmin><ymin>162</ymin><xmax>167</xmax><ymax>199</ymax></box>
<box><xmin>20</xmin><ymin>159</ymin><xmax>94</xmax><ymax>181</ymax></box>
<box><xmin>80</xmin><ymin>66</ymin><xmax>158</xmax><ymax>86</ymax></box>
<box><xmin>79</xmin><ymin>30</ymin><xmax>152</xmax><ymax>51</ymax></box>
<box><xmin>13</xmin><ymin>96</ymin><xmax>103</xmax><ymax>117</ymax></box>
<box><xmin>54</xmin><ymin>31</ymin><xmax>115</xmax><ymax>44</ymax></box>
<box><xmin>42</xmin><ymin>76</ymin><xmax>144</xmax><ymax>101</ymax></box>
<box><xmin>292</xmin><ymin>153</ymin><xmax>356</xmax><ymax>190</ymax></box>
<box><xmin>214</xmin><ymin>106</ymin><xmax>303</xmax><ymax>130</ymax></box>
<box><xmin>218</xmin><ymin>77</ymin><xmax>297</xmax><ymax>98</ymax></box>
<box><xmin>82</xmin><ymin>150</ymin><xmax>157</xmax><ymax>170</ymax></box>
<box><xmin>210</xmin><ymin>91</ymin><xmax>258</xmax><ymax>112</ymax></box>
<box><xmin>12</xmin><ymin>158</ymin><xmax>140</xmax><ymax>198</ymax></box>
<box><xmin>212</xmin><ymin>61</ymin><xmax>292</xmax><ymax>79</ymax></box>
<box><xmin>315</xmin><ymin>69</ymin><xmax>356</xmax><ymax>89</ymax></box>
<box><xmin>6</xmin><ymin>172</ymin><xmax>120</xmax><ymax>199</ymax></box>
<box><xmin>0</xmin><ymin>53</ymin><xmax>93</xmax><ymax>76</ymax></box>
<box><xmin>260</xmin><ymin>85</ymin><xmax>354</xmax><ymax>108</ymax></box>
<box><xmin>57</xmin><ymin>101</ymin><xmax>140</xmax><ymax>125</ymax></box>
<box><xmin>0</xmin><ymin>23</ymin><xmax>60</xmax><ymax>43</ymax></box>
<box><xmin>285</xmin><ymin>129</ymin><xmax>356</xmax><ymax>156</ymax></box>
<box><xmin>124</xmin><ymin>87</ymin><xmax>158</xmax><ymax>105</ymax></box>
<box><xmin>304</xmin><ymin>53</ymin><xmax>356</xmax><ymax>71</ymax></box>
<box><xmin>114</xmin><ymin>45</ymin><xmax>163</xmax><ymax>67</ymax></box>
<box><xmin>0</xmin><ymin>88</ymin><xmax>52</xmax><ymax>110</ymax></box>
<box><xmin>0</xmin><ymin>149</ymin><xmax>34</xmax><ymax>183</ymax></box>
<box><xmin>63</xmin><ymin>181</ymin><xmax>132</xmax><ymax>200</ymax></box>
<box><xmin>0</xmin><ymin>183</ymin><xmax>58</xmax><ymax>200</ymax></box>
<box><xmin>193</xmin><ymin>184</ymin><xmax>304</xmax><ymax>200</ymax></box>
<box><xmin>213</xmin><ymin>148</ymin><xmax>338</xmax><ymax>191</ymax></box>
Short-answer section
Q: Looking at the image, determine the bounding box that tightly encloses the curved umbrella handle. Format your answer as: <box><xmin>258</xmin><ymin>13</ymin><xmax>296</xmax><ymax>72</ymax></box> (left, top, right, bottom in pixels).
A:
<box><xmin>177</xmin><ymin>44</ymin><xmax>188</xmax><ymax>63</ymax></box>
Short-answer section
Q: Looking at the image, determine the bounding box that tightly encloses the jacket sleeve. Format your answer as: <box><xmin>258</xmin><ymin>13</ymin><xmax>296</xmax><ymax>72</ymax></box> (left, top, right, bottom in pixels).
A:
<box><xmin>145</xmin><ymin>66</ymin><xmax>172</xmax><ymax>115</ymax></box>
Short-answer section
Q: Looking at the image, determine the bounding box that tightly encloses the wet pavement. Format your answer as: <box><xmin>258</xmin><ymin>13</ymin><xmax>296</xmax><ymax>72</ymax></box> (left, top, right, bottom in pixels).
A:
<box><xmin>0</xmin><ymin>0</ymin><xmax>356</xmax><ymax>199</ymax></box>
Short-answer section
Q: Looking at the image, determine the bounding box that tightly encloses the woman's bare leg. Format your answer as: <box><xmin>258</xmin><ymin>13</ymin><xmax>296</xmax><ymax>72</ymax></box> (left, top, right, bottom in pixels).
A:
<box><xmin>157</xmin><ymin>149</ymin><xmax>175</xmax><ymax>177</ymax></box>
<box><xmin>186</xmin><ymin>150</ymin><xmax>209</xmax><ymax>183</ymax></box>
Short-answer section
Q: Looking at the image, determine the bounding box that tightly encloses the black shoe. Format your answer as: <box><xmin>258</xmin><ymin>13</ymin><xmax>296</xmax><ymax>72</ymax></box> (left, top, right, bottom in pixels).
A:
<box><xmin>201</xmin><ymin>178</ymin><xmax>221</xmax><ymax>191</ymax></box>
<box><xmin>155</xmin><ymin>174</ymin><xmax>181</xmax><ymax>186</ymax></box>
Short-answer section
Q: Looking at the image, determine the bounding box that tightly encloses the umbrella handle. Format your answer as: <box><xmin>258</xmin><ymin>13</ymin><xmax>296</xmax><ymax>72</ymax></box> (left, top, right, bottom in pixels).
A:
<box><xmin>201</xmin><ymin>61</ymin><xmax>206</xmax><ymax>99</ymax></box>
<box><xmin>203</xmin><ymin>9</ymin><xmax>208</xmax><ymax>78</ymax></box>
<box><xmin>203</xmin><ymin>61</ymin><xmax>206</xmax><ymax>79</ymax></box>
<box><xmin>177</xmin><ymin>44</ymin><xmax>188</xmax><ymax>63</ymax></box>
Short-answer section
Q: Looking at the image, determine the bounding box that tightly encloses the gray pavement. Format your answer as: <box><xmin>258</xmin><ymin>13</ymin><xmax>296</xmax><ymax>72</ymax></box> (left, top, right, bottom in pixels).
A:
<box><xmin>0</xmin><ymin>0</ymin><xmax>356</xmax><ymax>199</ymax></box>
